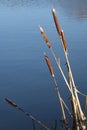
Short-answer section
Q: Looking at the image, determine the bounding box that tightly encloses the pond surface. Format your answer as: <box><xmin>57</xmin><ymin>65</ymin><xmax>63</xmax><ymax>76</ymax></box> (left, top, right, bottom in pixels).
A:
<box><xmin>0</xmin><ymin>0</ymin><xmax>87</xmax><ymax>130</ymax></box>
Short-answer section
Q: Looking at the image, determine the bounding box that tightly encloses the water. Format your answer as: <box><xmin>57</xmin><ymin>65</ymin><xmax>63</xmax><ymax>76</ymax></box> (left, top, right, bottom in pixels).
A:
<box><xmin>0</xmin><ymin>0</ymin><xmax>87</xmax><ymax>129</ymax></box>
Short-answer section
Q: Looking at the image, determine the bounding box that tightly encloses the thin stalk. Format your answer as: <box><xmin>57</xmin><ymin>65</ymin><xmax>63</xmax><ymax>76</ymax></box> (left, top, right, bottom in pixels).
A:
<box><xmin>52</xmin><ymin>121</ymin><xmax>57</xmax><ymax>130</ymax></box>
<box><xmin>50</xmin><ymin>47</ymin><xmax>72</xmax><ymax>95</ymax></box>
<box><xmin>4</xmin><ymin>98</ymin><xmax>50</xmax><ymax>130</ymax></box>
<box><xmin>53</xmin><ymin>77</ymin><xmax>70</xmax><ymax>130</ymax></box>
<box><xmin>53</xmin><ymin>77</ymin><xmax>66</xmax><ymax>121</ymax></box>
<box><xmin>61</xmin><ymin>99</ymin><xmax>72</xmax><ymax>118</ymax></box>
<box><xmin>66</xmin><ymin>63</ymin><xmax>80</xmax><ymax>130</ymax></box>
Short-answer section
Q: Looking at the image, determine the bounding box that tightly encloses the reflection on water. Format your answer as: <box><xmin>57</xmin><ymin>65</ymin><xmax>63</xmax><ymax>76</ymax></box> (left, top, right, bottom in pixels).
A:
<box><xmin>57</xmin><ymin>0</ymin><xmax>87</xmax><ymax>19</ymax></box>
<box><xmin>0</xmin><ymin>0</ymin><xmax>50</xmax><ymax>8</ymax></box>
<box><xmin>0</xmin><ymin>0</ymin><xmax>87</xmax><ymax>19</ymax></box>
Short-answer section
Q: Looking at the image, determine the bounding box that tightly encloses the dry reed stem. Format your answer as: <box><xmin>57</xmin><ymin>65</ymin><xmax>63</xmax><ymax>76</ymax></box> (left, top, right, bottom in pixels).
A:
<box><xmin>53</xmin><ymin>77</ymin><xmax>70</xmax><ymax>130</ymax></box>
<box><xmin>45</xmin><ymin>55</ymin><xmax>55</xmax><ymax>77</ymax></box>
<box><xmin>62</xmin><ymin>99</ymin><xmax>72</xmax><ymax>117</ymax></box>
<box><xmin>52</xmin><ymin>8</ymin><xmax>61</xmax><ymax>36</ymax></box>
<box><xmin>40</xmin><ymin>27</ymin><xmax>51</xmax><ymax>48</ymax></box>
<box><xmin>64</xmin><ymin>49</ymin><xmax>86</xmax><ymax>122</ymax></box>
<box><xmin>50</xmin><ymin>47</ymin><xmax>72</xmax><ymax>94</ymax></box>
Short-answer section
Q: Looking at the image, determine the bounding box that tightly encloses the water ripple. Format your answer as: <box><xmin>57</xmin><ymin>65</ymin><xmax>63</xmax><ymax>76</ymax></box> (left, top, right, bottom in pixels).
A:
<box><xmin>0</xmin><ymin>0</ymin><xmax>51</xmax><ymax>8</ymax></box>
<box><xmin>0</xmin><ymin>0</ymin><xmax>87</xmax><ymax>19</ymax></box>
<box><xmin>58</xmin><ymin>0</ymin><xmax>87</xmax><ymax>19</ymax></box>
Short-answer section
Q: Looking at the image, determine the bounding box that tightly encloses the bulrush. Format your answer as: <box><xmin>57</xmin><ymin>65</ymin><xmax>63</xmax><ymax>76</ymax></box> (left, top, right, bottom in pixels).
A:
<box><xmin>4</xmin><ymin>98</ymin><xmax>18</xmax><ymax>108</ymax></box>
<box><xmin>39</xmin><ymin>27</ymin><xmax>51</xmax><ymax>48</ymax></box>
<box><xmin>61</xmin><ymin>30</ymin><xmax>67</xmax><ymax>52</ymax></box>
<box><xmin>45</xmin><ymin>55</ymin><xmax>55</xmax><ymax>77</ymax></box>
<box><xmin>52</xmin><ymin>8</ymin><xmax>61</xmax><ymax>36</ymax></box>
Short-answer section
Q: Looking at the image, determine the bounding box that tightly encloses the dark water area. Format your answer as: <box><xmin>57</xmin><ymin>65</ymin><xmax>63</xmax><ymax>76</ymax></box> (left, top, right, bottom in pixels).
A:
<box><xmin>0</xmin><ymin>0</ymin><xmax>87</xmax><ymax>130</ymax></box>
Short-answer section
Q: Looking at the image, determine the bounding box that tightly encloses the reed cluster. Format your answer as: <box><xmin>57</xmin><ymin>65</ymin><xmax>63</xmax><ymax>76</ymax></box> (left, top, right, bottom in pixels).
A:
<box><xmin>40</xmin><ymin>8</ymin><xmax>87</xmax><ymax>130</ymax></box>
<box><xmin>5</xmin><ymin>8</ymin><xmax>87</xmax><ymax>130</ymax></box>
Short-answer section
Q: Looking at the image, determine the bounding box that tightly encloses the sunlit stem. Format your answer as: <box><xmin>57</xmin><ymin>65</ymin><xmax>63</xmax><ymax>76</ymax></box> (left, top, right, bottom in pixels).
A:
<box><xmin>50</xmin><ymin>47</ymin><xmax>72</xmax><ymax>95</ymax></box>
<box><xmin>61</xmin><ymin>99</ymin><xmax>72</xmax><ymax>118</ymax></box>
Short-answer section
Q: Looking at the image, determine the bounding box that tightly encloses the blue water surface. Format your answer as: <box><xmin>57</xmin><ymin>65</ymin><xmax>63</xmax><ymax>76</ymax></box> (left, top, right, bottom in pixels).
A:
<box><xmin>0</xmin><ymin>0</ymin><xmax>87</xmax><ymax>129</ymax></box>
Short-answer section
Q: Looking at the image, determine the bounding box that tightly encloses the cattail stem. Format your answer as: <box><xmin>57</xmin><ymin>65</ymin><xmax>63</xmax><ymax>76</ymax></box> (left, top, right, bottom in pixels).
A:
<box><xmin>50</xmin><ymin>47</ymin><xmax>72</xmax><ymax>94</ymax></box>
<box><xmin>53</xmin><ymin>77</ymin><xmax>66</xmax><ymax>120</ymax></box>
<box><xmin>62</xmin><ymin>99</ymin><xmax>72</xmax><ymax>118</ymax></box>
<box><xmin>4</xmin><ymin>98</ymin><xmax>50</xmax><ymax>130</ymax></box>
<box><xmin>53</xmin><ymin>76</ymin><xmax>70</xmax><ymax>130</ymax></box>
<box><xmin>64</xmin><ymin>47</ymin><xmax>86</xmax><ymax>121</ymax></box>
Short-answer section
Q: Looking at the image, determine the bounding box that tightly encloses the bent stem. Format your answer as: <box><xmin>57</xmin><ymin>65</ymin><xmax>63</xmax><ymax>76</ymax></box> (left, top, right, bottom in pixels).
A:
<box><xmin>4</xmin><ymin>98</ymin><xmax>50</xmax><ymax>130</ymax></box>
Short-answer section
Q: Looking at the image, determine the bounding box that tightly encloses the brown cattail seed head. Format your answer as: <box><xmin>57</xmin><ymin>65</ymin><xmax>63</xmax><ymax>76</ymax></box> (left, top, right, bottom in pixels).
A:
<box><xmin>52</xmin><ymin>8</ymin><xmax>61</xmax><ymax>36</ymax></box>
<box><xmin>40</xmin><ymin>27</ymin><xmax>51</xmax><ymax>48</ymax></box>
<box><xmin>45</xmin><ymin>55</ymin><xmax>55</xmax><ymax>77</ymax></box>
<box><xmin>5</xmin><ymin>98</ymin><xmax>18</xmax><ymax>108</ymax></box>
<box><xmin>61</xmin><ymin>30</ymin><xmax>67</xmax><ymax>51</ymax></box>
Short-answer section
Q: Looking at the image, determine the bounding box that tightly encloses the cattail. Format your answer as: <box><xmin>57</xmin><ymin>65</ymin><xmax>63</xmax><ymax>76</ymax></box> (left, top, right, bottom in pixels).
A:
<box><xmin>39</xmin><ymin>27</ymin><xmax>51</xmax><ymax>48</ymax></box>
<box><xmin>52</xmin><ymin>8</ymin><xmax>61</xmax><ymax>36</ymax></box>
<box><xmin>5</xmin><ymin>98</ymin><xmax>50</xmax><ymax>130</ymax></box>
<box><xmin>61</xmin><ymin>30</ymin><xmax>67</xmax><ymax>51</ymax></box>
<box><xmin>45</xmin><ymin>55</ymin><xmax>55</xmax><ymax>77</ymax></box>
<box><xmin>4</xmin><ymin>98</ymin><xmax>18</xmax><ymax>108</ymax></box>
